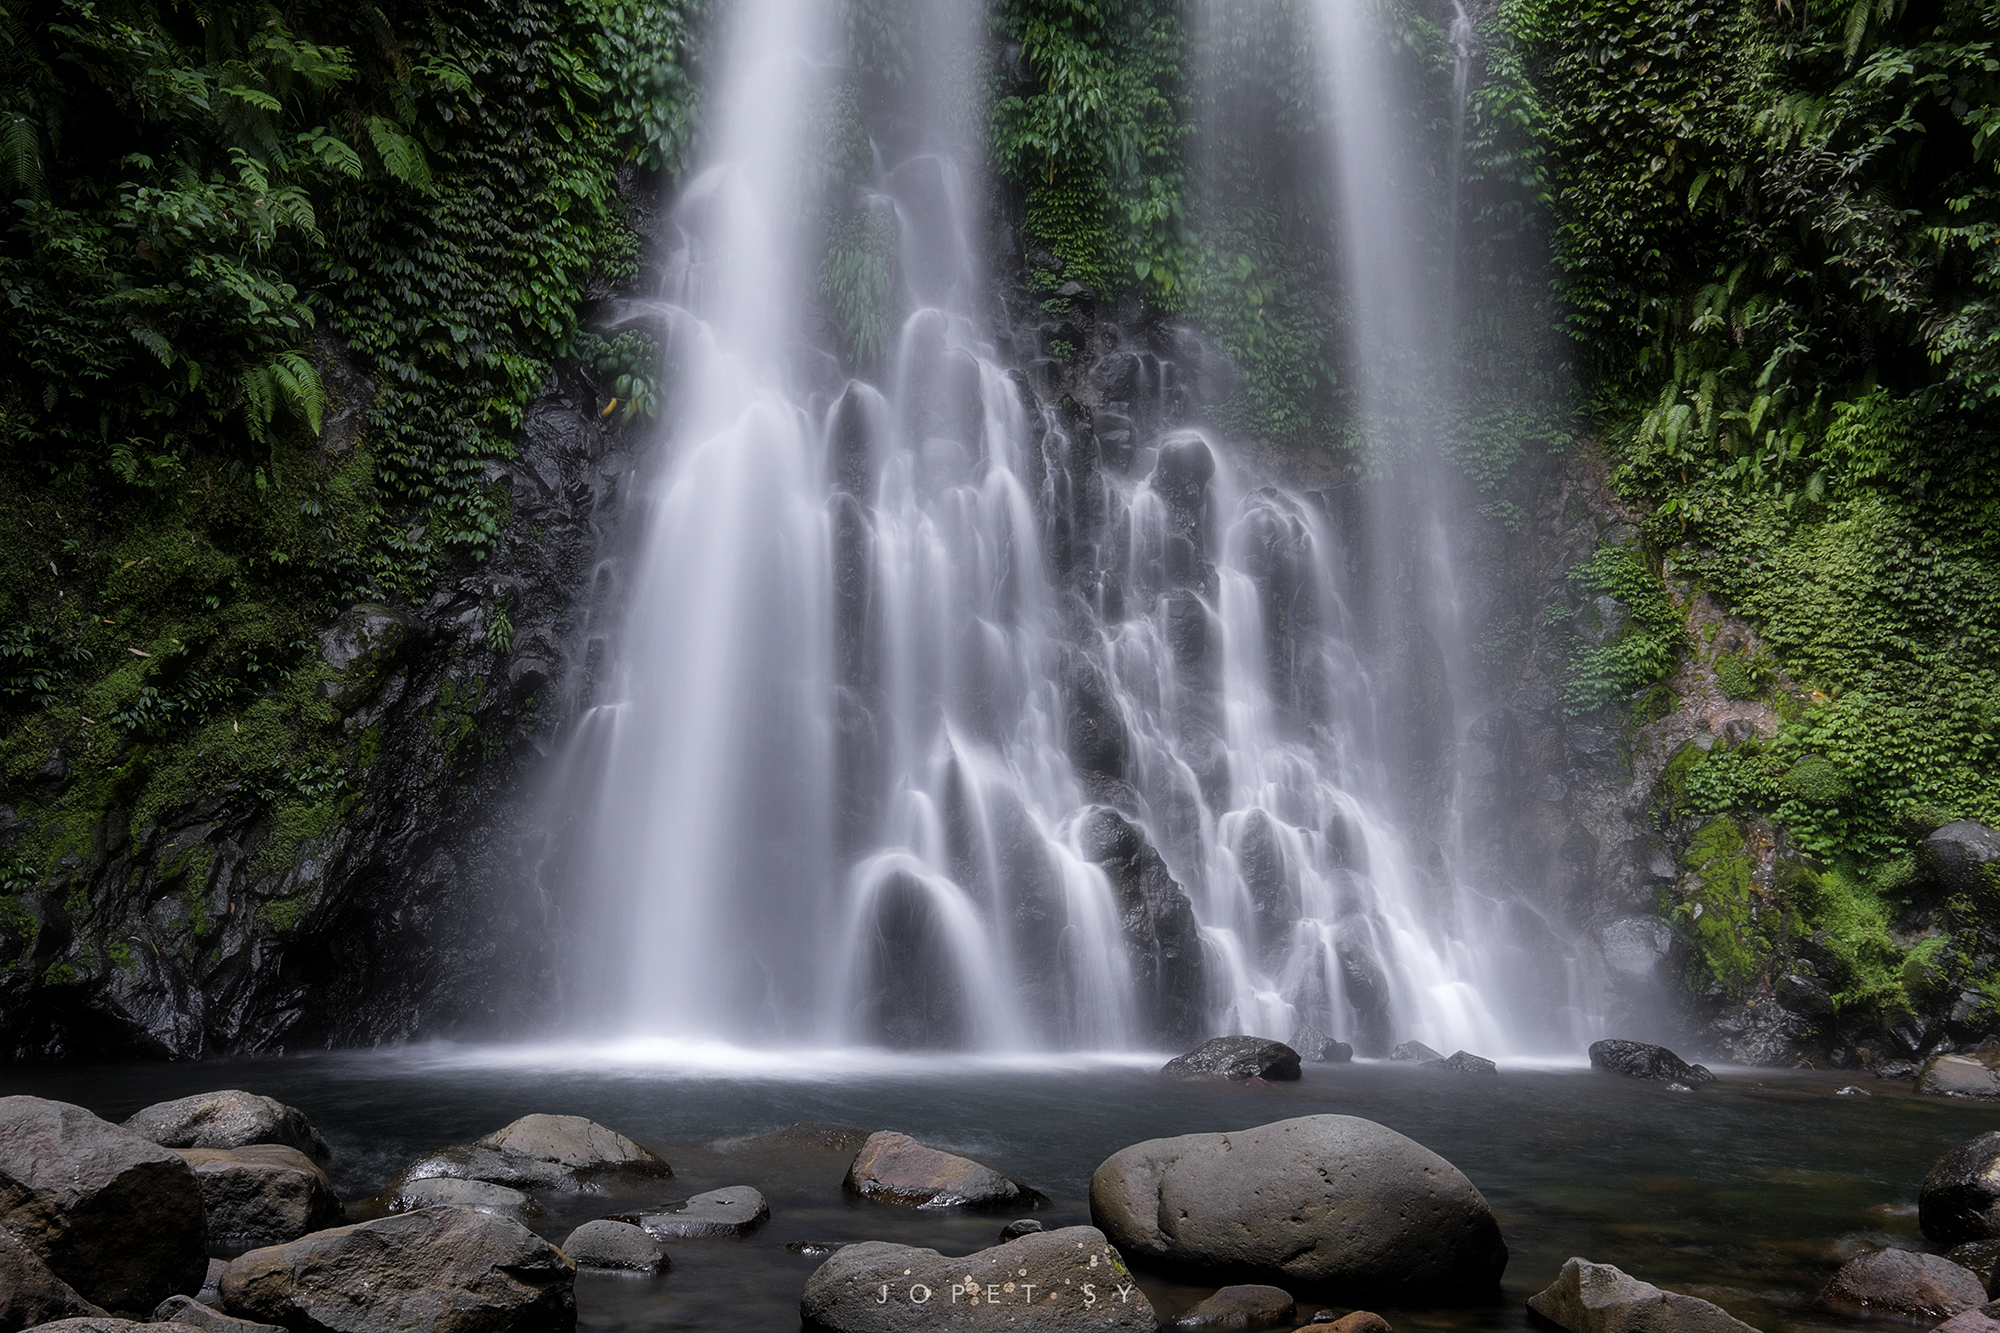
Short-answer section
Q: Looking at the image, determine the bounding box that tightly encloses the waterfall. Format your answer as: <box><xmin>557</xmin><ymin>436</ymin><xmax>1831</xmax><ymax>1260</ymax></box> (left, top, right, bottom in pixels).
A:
<box><xmin>553</xmin><ymin>0</ymin><xmax>1578</xmax><ymax>1057</ymax></box>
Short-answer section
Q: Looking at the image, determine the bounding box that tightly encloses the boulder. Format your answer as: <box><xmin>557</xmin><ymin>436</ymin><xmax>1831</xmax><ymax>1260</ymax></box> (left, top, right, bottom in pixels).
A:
<box><xmin>1818</xmin><ymin>1248</ymin><xmax>1986</xmax><ymax>1322</ymax></box>
<box><xmin>0</xmin><ymin>1231</ymin><xmax>106</xmax><ymax>1332</ymax></box>
<box><xmin>1920</xmin><ymin>822</ymin><xmax>2000</xmax><ymax>897</ymax></box>
<box><xmin>151</xmin><ymin>1297</ymin><xmax>286</xmax><ymax>1333</ymax></box>
<box><xmin>624</xmin><ymin>1186</ymin><xmax>768</xmax><ymax>1238</ymax></box>
<box><xmin>1587</xmin><ymin>1039</ymin><xmax>1715</xmax><ymax>1085</ymax></box>
<box><xmin>379</xmin><ymin>1178</ymin><xmax>537</xmax><ymax>1217</ymax></box>
<box><xmin>1389</xmin><ymin>1041</ymin><xmax>1442</xmax><ymax>1063</ymax></box>
<box><xmin>559</xmin><ymin>1221</ymin><xmax>665</xmax><ymax>1274</ymax></box>
<box><xmin>1924</xmin><ymin>1133</ymin><xmax>2000</xmax><ymax>1245</ymax></box>
<box><xmin>176</xmin><ymin>1146</ymin><xmax>343</xmax><ymax>1258</ymax></box>
<box><xmin>0</xmin><ymin>1096</ymin><xmax>209</xmax><ymax>1311</ymax></box>
<box><xmin>124</xmin><ymin>1093</ymin><xmax>330</xmax><ymax>1166</ymax></box>
<box><xmin>1432</xmin><ymin>1051</ymin><xmax>1498</xmax><ymax>1075</ymax></box>
<box><xmin>1527</xmin><ymin>1258</ymin><xmax>1758</xmax><ymax>1333</ymax></box>
<box><xmin>1919</xmin><ymin>1055</ymin><xmax>2000</xmax><ymax>1100</ymax></box>
<box><xmin>798</xmin><ymin>1225</ymin><xmax>1154</xmax><ymax>1331</ymax></box>
<box><xmin>1170</xmin><ymin>1285</ymin><xmax>1295</xmax><ymax>1329</ymax></box>
<box><xmin>844</xmin><ymin>1132</ymin><xmax>1044</xmax><ymax>1210</ymax></box>
<box><xmin>1291</xmin><ymin>1028</ymin><xmax>1353</xmax><ymax>1064</ymax></box>
<box><xmin>1000</xmin><ymin>1220</ymin><xmax>1045</xmax><ymax>1241</ymax></box>
<box><xmin>1089</xmin><ymin>1114</ymin><xmax>1506</xmax><ymax>1295</ymax></box>
<box><xmin>386</xmin><ymin>1115</ymin><xmax>669</xmax><ymax>1196</ymax></box>
<box><xmin>1161</xmin><ymin>1037</ymin><xmax>1301</xmax><ymax>1082</ymax></box>
<box><xmin>13</xmin><ymin>1321</ymin><xmax>202</xmax><ymax>1333</ymax></box>
<box><xmin>1947</xmin><ymin>1241</ymin><xmax>2000</xmax><ymax>1297</ymax></box>
<box><xmin>1937</xmin><ymin>1302</ymin><xmax>2000</xmax><ymax>1333</ymax></box>
<box><xmin>217</xmin><ymin>1206</ymin><xmax>574</xmax><ymax>1333</ymax></box>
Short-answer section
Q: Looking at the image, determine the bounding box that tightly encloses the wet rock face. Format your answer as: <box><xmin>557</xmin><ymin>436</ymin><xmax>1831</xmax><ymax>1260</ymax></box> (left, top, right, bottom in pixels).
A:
<box><xmin>124</xmin><ymin>1092</ymin><xmax>331</xmax><ymax>1165</ymax></box>
<box><xmin>799</xmin><ymin>1226</ymin><xmax>1155</xmax><ymax>1331</ymax></box>
<box><xmin>843</xmin><ymin>1133</ymin><xmax>1043</xmax><ymax>1211</ymax></box>
<box><xmin>1920</xmin><ymin>822</ymin><xmax>2000</xmax><ymax>897</ymax></box>
<box><xmin>218</xmin><ymin>1206</ymin><xmax>575</xmax><ymax>1333</ymax></box>
<box><xmin>0</xmin><ymin>1096</ymin><xmax>209</xmax><ymax>1312</ymax></box>
<box><xmin>1819</xmin><ymin>1249</ymin><xmax>1987</xmax><ymax>1323</ymax></box>
<box><xmin>175</xmin><ymin>1145</ymin><xmax>343</xmax><ymax>1258</ymax></box>
<box><xmin>1290</xmin><ymin>1026</ymin><xmax>1353</xmax><ymax>1063</ymax></box>
<box><xmin>1588</xmin><ymin>1039</ymin><xmax>1716</xmax><ymax>1085</ymax></box>
<box><xmin>560</xmin><ymin>1221</ymin><xmax>664</xmax><ymax>1274</ymax></box>
<box><xmin>1527</xmin><ymin>1257</ymin><xmax>1759</xmax><ymax>1333</ymax></box>
<box><xmin>1089</xmin><ymin>1114</ymin><xmax>1507</xmax><ymax>1295</ymax></box>
<box><xmin>1078</xmin><ymin>808</ymin><xmax>1207</xmax><ymax>1048</ymax></box>
<box><xmin>1160</xmin><ymin>1037</ymin><xmax>1302</xmax><ymax>1082</ymax></box>
<box><xmin>625</xmin><ymin>1187</ymin><xmax>769</xmax><ymax>1239</ymax></box>
<box><xmin>1923</xmin><ymin>1133</ymin><xmax>2000</xmax><ymax>1245</ymax></box>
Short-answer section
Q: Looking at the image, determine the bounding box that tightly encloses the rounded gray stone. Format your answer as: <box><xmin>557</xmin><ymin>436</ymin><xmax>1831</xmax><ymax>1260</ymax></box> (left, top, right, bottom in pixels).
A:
<box><xmin>561</xmin><ymin>1220</ymin><xmax>665</xmax><ymax>1273</ymax></box>
<box><xmin>1925</xmin><ymin>1133</ymin><xmax>2000</xmax><ymax>1245</ymax></box>
<box><xmin>123</xmin><ymin>1091</ymin><xmax>331</xmax><ymax>1165</ymax></box>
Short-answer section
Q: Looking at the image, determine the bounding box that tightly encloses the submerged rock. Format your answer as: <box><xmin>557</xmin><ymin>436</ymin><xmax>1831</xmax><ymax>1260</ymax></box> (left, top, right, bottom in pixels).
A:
<box><xmin>0</xmin><ymin>1232</ymin><xmax>106</xmax><ymax>1332</ymax></box>
<box><xmin>177</xmin><ymin>1145</ymin><xmax>343</xmax><ymax>1258</ymax></box>
<box><xmin>1169</xmin><ymin>1285</ymin><xmax>1295</xmax><ymax>1329</ymax></box>
<box><xmin>1818</xmin><ymin>1248</ymin><xmax>1986</xmax><ymax>1322</ymax></box>
<box><xmin>1290</xmin><ymin>1027</ymin><xmax>1354</xmax><ymax>1063</ymax></box>
<box><xmin>386</xmin><ymin>1115</ymin><xmax>670</xmax><ymax>1197</ymax></box>
<box><xmin>218</xmin><ymin>1206</ymin><xmax>574</xmax><ymax>1333</ymax></box>
<box><xmin>799</xmin><ymin>1225</ymin><xmax>1154</xmax><ymax>1331</ymax></box>
<box><xmin>844</xmin><ymin>1132</ymin><xmax>1044</xmax><ymax>1210</ymax></box>
<box><xmin>124</xmin><ymin>1092</ymin><xmax>331</xmax><ymax>1165</ymax></box>
<box><xmin>1919</xmin><ymin>1055</ymin><xmax>2000</xmax><ymax>1100</ymax></box>
<box><xmin>1924</xmin><ymin>1133</ymin><xmax>2000</xmax><ymax>1245</ymax></box>
<box><xmin>560</xmin><ymin>1220</ymin><xmax>665</xmax><ymax>1273</ymax></box>
<box><xmin>1389</xmin><ymin>1041</ymin><xmax>1442</xmax><ymax>1063</ymax></box>
<box><xmin>1587</xmin><ymin>1039</ymin><xmax>1715</xmax><ymax>1084</ymax></box>
<box><xmin>151</xmin><ymin>1296</ymin><xmax>286</xmax><ymax>1333</ymax></box>
<box><xmin>625</xmin><ymin>1186</ymin><xmax>768</xmax><ymax>1239</ymax></box>
<box><xmin>0</xmin><ymin>1096</ymin><xmax>209</xmax><ymax>1312</ymax></box>
<box><xmin>1528</xmin><ymin>1257</ymin><xmax>1757</xmax><ymax>1333</ymax></box>
<box><xmin>1161</xmin><ymin>1037</ymin><xmax>1301</xmax><ymax>1082</ymax></box>
<box><xmin>1089</xmin><ymin>1114</ymin><xmax>1506</xmax><ymax>1294</ymax></box>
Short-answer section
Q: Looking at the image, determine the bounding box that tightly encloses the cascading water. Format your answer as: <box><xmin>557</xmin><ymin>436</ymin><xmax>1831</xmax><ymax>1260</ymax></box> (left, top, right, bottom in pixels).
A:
<box><xmin>554</xmin><ymin>0</ymin><xmax>1583</xmax><ymax>1057</ymax></box>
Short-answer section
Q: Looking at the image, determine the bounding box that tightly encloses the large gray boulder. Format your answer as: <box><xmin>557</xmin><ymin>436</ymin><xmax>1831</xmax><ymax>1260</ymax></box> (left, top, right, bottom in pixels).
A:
<box><xmin>844</xmin><ymin>1132</ymin><xmax>1043</xmax><ymax>1210</ymax></box>
<box><xmin>217</xmin><ymin>1206</ymin><xmax>574</xmax><ymax>1333</ymax></box>
<box><xmin>1587</xmin><ymin>1040</ymin><xmax>1715</xmax><ymax>1085</ymax></box>
<box><xmin>1161</xmin><ymin>1037</ymin><xmax>1301</xmax><ymax>1082</ymax></box>
<box><xmin>1920</xmin><ymin>822</ymin><xmax>2000</xmax><ymax>897</ymax></box>
<box><xmin>1919</xmin><ymin>1055</ymin><xmax>2000</xmax><ymax>1100</ymax></box>
<box><xmin>559</xmin><ymin>1221</ymin><xmax>664</xmax><ymax>1273</ymax></box>
<box><xmin>799</xmin><ymin>1225</ymin><xmax>1154</xmax><ymax>1330</ymax></box>
<box><xmin>1527</xmin><ymin>1258</ymin><xmax>1758</xmax><ymax>1333</ymax></box>
<box><xmin>0</xmin><ymin>1096</ymin><xmax>209</xmax><ymax>1311</ymax></box>
<box><xmin>151</xmin><ymin>1296</ymin><xmax>287</xmax><ymax>1333</ymax></box>
<box><xmin>1924</xmin><ymin>1133</ymin><xmax>2000</xmax><ymax>1245</ymax></box>
<box><xmin>1089</xmin><ymin>1114</ymin><xmax>1506</xmax><ymax>1295</ymax></box>
<box><xmin>124</xmin><ymin>1093</ymin><xmax>331</xmax><ymax>1166</ymax></box>
<box><xmin>385</xmin><ymin>1115</ymin><xmax>669</xmax><ymax>1196</ymax></box>
<box><xmin>625</xmin><ymin>1186</ymin><xmax>767</xmax><ymax>1238</ymax></box>
<box><xmin>0</xmin><ymin>1231</ymin><xmax>106</xmax><ymax>1332</ymax></box>
<box><xmin>1819</xmin><ymin>1248</ymin><xmax>1986</xmax><ymax>1322</ymax></box>
<box><xmin>176</xmin><ymin>1146</ymin><xmax>343</xmax><ymax>1258</ymax></box>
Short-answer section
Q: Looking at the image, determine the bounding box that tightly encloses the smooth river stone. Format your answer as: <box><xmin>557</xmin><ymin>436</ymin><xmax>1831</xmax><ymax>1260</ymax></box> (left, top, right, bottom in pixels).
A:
<box><xmin>382</xmin><ymin>1177</ymin><xmax>537</xmax><ymax>1216</ymax></box>
<box><xmin>561</xmin><ymin>1220</ymin><xmax>666</xmax><ymax>1272</ymax></box>
<box><xmin>124</xmin><ymin>1091</ymin><xmax>332</xmax><ymax>1165</ymax></box>
<box><xmin>1169</xmin><ymin>1284</ymin><xmax>1296</xmax><ymax>1329</ymax></box>
<box><xmin>799</xmin><ymin>1225</ymin><xmax>1153</xmax><ymax>1331</ymax></box>
<box><xmin>630</xmin><ymin>1186</ymin><xmax>768</xmax><ymax>1238</ymax></box>
<box><xmin>844</xmin><ymin>1132</ymin><xmax>1043</xmax><ymax>1209</ymax></box>
<box><xmin>1819</xmin><ymin>1248</ymin><xmax>1986</xmax><ymax>1322</ymax></box>
<box><xmin>1529</xmin><ymin>1257</ymin><xmax>1758</xmax><ymax>1333</ymax></box>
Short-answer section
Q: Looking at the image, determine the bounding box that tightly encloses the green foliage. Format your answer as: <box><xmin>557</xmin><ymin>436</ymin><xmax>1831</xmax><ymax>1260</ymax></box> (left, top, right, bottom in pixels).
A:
<box><xmin>1713</xmin><ymin>652</ymin><xmax>1758</xmax><ymax>700</ymax></box>
<box><xmin>820</xmin><ymin>211</ymin><xmax>898</xmax><ymax>366</ymax></box>
<box><xmin>1669</xmin><ymin>816</ymin><xmax>1774</xmax><ymax>995</ymax></box>
<box><xmin>1564</xmin><ymin>545</ymin><xmax>1692</xmax><ymax>712</ymax></box>
<box><xmin>574</xmin><ymin>329</ymin><xmax>661</xmax><ymax>422</ymax></box>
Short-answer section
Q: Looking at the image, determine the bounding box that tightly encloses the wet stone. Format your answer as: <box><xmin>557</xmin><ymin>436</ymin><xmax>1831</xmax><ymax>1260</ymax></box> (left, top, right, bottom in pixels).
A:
<box><xmin>1529</xmin><ymin>1257</ymin><xmax>1758</xmax><ymax>1333</ymax></box>
<box><xmin>1389</xmin><ymin>1041</ymin><xmax>1442</xmax><ymax>1063</ymax></box>
<box><xmin>1161</xmin><ymin>1037</ymin><xmax>1301</xmax><ymax>1082</ymax></box>
<box><xmin>628</xmin><ymin>1186</ymin><xmax>769</xmax><ymax>1238</ymax></box>
<box><xmin>1587</xmin><ymin>1039</ymin><xmax>1715</xmax><ymax>1085</ymax></box>
<box><xmin>845</xmin><ymin>1133</ymin><xmax>1044</xmax><ymax>1210</ymax></box>
<box><xmin>151</xmin><ymin>1296</ymin><xmax>286</xmax><ymax>1333</ymax></box>
<box><xmin>1819</xmin><ymin>1248</ymin><xmax>1986</xmax><ymax>1322</ymax></box>
<box><xmin>562</xmin><ymin>1220</ymin><xmax>666</xmax><ymax>1273</ymax></box>
<box><xmin>380</xmin><ymin>1177</ymin><xmax>538</xmax><ymax>1216</ymax></box>
<box><xmin>1169</xmin><ymin>1284</ymin><xmax>1296</xmax><ymax>1329</ymax></box>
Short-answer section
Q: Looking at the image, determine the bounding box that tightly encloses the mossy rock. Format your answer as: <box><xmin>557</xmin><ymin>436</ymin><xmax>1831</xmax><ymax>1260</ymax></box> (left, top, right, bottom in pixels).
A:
<box><xmin>1782</xmin><ymin>755</ymin><xmax>1854</xmax><ymax>806</ymax></box>
<box><xmin>1714</xmin><ymin>652</ymin><xmax>1758</xmax><ymax>699</ymax></box>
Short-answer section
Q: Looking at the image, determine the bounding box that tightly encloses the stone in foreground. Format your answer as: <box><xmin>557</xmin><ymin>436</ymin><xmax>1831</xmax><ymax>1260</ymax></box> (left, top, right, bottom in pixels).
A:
<box><xmin>0</xmin><ymin>1232</ymin><xmax>105</xmax><ymax>1332</ymax></box>
<box><xmin>560</xmin><ymin>1221</ymin><xmax>665</xmax><ymax>1273</ymax></box>
<box><xmin>151</xmin><ymin>1296</ymin><xmax>286</xmax><ymax>1333</ymax></box>
<box><xmin>1924</xmin><ymin>1133</ymin><xmax>2000</xmax><ymax>1245</ymax></box>
<box><xmin>1090</xmin><ymin>1114</ymin><xmax>1506</xmax><ymax>1295</ymax></box>
<box><xmin>799</xmin><ymin>1225</ymin><xmax>1154</xmax><ymax>1331</ymax></box>
<box><xmin>1818</xmin><ymin>1248</ymin><xmax>1986</xmax><ymax>1322</ymax></box>
<box><xmin>381</xmin><ymin>1178</ymin><xmax>538</xmax><ymax>1216</ymax></box>
<box><xmin>177</xmin><ymin>1146</ymin><xmax>344</xmax><ymax>1257</ymax></box>
<box><xmin>845</xmin><ymin>1132</ymin><xmax>1044</xmax><ymax>1210</ymax></box>
<box><xmin>1528</xmin><ymin>1257</ymin><xmax>1758</xmax><ymax>1333</ymax></box>
<box><xmin>0</xmin><ymin>1096</ymin><xmax>209</xmax><ymax>1312</ymax></box>
<box><xmin>1587</xmin><ymin>1040</ymin><xmax>1715</xmax><ymax>1084</ymax></box>
<box><xmin>218</xmin><ymin>1206</ymin><xmax>575</xmax><ymax>1333</ymax></box>
<box><xmin>1169</xmin><ymin>1285</ymin><xmax>1296</xmax><ymax>1329</ymax></box>
<box><xmin>1160</xmin><ymin>1037</ymin><xmax>1301</xmax><ymax>1082</ymax></box>
<box><xmin>124</xmin><ymin>1093</ymin><xmax>331</xmax><ymax>1165</ymax></box>
<box><xmin>387</xmin><ymin>1115</ymin><xmax>670</xmax><ymax>1196</ymax></box>
<box><xmin>627</xmin><ymin>1186</ymin><xmax>769</xmax><ymax>1238</ymax></box>
<box><xmin>1918</xmin><ymin>1056</ymin><xmax>2000</xmax><ymax>1100</ymax></box>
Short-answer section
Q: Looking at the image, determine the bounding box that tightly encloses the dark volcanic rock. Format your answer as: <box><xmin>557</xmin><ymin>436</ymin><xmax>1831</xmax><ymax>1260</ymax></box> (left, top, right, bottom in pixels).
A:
<box><xmin>1924</xmin><ymin>1133</ymin><xmax>2000</xmax><ymax>1245</ymax></box>
<box><xmin>151</xmin><ymin>1296</ymin><xmax>286</xmax><ymax>1333</ymax></box>
<box><xmin>1290</xmin><ymin>1027</ymin><xmax>1353</xmax><ymax>1063</ymax></box>
<box><xmin>1389</xmin><ymin>1041</ymin><xmax>1442</xmax><ymax>1063</ymax></box>
<box><xmin>1920</xmin><ymin>822</ymin><xmax>2000</xmax><ymax>897</ymax></box>
<box><xmin>1000</xmin><ymin>1220</ymin><xmax>1045</xmax><ymax>1241</ymax></box>
<box><xmin>0</xmin><ymin>1096</ymin><xmax>208</xmax><ymax>1311</ymax></box>
<box><xmin>177</xmin><ymin>1146</ymin><xmax>343</xmax><ymax>1258</ymax></box>
<box><xmin>1819</xmin><ymin>1248</ymin><xmax>1986</xmax><ymax>1322</ymax></box>
<box><xmin>124</xmin><ymin>1093</ymin><xmax>331</xmax><ymax>1165</ymax></box>
<box><xmin>1587</xmin><ymin>1039</ymin><xmax>1715</xmax><ymax>1084</ymax></box>
<box><xmin>1089</xmin><ymin>1114</ymin><xmax>1506</xmax><ymax>1294</ymax></box>
<box><xmin>1169</xmin><ymin>1285</ymin><xmax>1295</xmax><ymax>1329</ymax></box>
<box><xmin>1161</xmin><ymin>1037</ymin><xmax>1301</xmax><ymax>1082</ymax></box>
<box><xmin>1079</xmin><ymin>808</ymin><xmax>1207</xmax><ymax>1047</ymax></box>
<box><xmin>378</xmin><ymin>1178</ymin><xmax>536</xmax><ymax>1216</ymax></box>
<box><xmin>799</xmin><ymin>1225</ymin><xmax>1154</xmax><ymax>1331</ymax></box>
<box><xmin>560</xmin><ymin>1220</ymin><xmax>665</xmax><ymax>1273</ymax></box>
<box><xmin>218</xmin><ymin>1206</ymin><xmax>574</xmax><ymax>1333</ymax></box>
<box><xmin>1528</xmin><ymin>1257</ymin><xmax>1758</xmax><ymax>1333</ymax></box>
<box><xmin>1946</xmin><ymin>1241</ymin><xmax>2000</xmax><ymax>1298</ymax></box>
<box><xmin>843</xmin><ymin>1133</ymin><xmax>1043</xmax><ymax>1210</ymax></box>
<box><xmin>1433</xmin><ymin>1051</ymin><xmax>1498</xmax><ymax>1075</ymax></box>
<box><xmin>627</xmin><ymin>1186</ymin><xmax>768</xmax><ymax>1238</ymax></box>
<box><xmin>0</xmin><ymin>1231</ymin><xmax>106</xmax><ymax>1331</ymax></box>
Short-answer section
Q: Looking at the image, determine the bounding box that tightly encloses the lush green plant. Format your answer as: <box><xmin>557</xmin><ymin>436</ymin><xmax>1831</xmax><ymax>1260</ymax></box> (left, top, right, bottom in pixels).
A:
<box><xmin>1563</xmin><ymin>544</ymin><xmax>1692</xmax><ymax>713</ymax></box>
